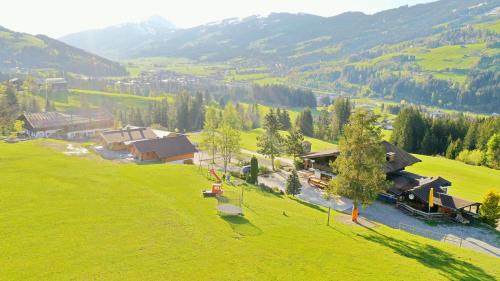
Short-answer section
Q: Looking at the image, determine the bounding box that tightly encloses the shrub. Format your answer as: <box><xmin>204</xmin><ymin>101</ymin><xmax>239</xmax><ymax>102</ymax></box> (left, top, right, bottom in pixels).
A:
<box><xmin>486</xmin><ymin>133</ymin><xmax>500</xmax><ymax>169</ymax></box>
<box><xmin>259</xmin><ymin>166</ymin><xmax>271</xmax><ymax>175</ymax></box>
<box><xmin>286</xmin><ymin>169</ymin><xmax>302</xmax><ymax>197</ymax></box>
<box><xmin>274</xmin><ymin>159</ymin><xmax>281</xmax><ymax>170</ymax></box>
<box><xmin>457</xmin><ymin>149</ymin><xmax>485</xmax><ymax>166</ymax></box>
<box><xmin>294</xmin><ymin>158</ymin><xmax>304</xmax><ymax>170</ymax></box>
<box><xmin>248</xmin><ymin>156</ymin><xmax>259</xmax><ymax>184</ymax></box>
<box><xmin>479</xmin><ymin>191</ymin><xmax>500</xmax><ymax>227</ymax></box>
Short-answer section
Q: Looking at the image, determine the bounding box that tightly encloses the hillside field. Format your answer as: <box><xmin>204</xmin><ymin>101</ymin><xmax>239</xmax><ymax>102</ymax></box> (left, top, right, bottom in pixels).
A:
<box><xmin>406</xmin><ymin>154</ymin><xmax>500</xmax><ymax>202</ymax></box>
<box><xmin>188</xmin><ymin>128</ymin><xmax>337</xmax><ymax>153</ymax></box>
<box><xmin>1</xmin><ymin>140</ymin><xmax>498</xmax><ymax>280</ymax></box>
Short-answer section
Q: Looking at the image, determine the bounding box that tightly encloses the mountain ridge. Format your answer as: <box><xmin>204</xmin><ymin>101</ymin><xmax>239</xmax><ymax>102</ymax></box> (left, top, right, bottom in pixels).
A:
<box><xmin>0</xmin><ymin>25</ymin><xmax>127</xmax><ymax>77</ymax></box>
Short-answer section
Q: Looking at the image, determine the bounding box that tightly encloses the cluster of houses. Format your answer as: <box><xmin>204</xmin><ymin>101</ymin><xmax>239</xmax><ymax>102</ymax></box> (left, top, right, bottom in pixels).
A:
<box><xmin>9</xmin><ymin>77</ymin><xmax>68</xmax><ymax>92</ymax></box>
<box><xmin>301</xmin><ymin>141</ymin><xmax>481</xmax><ymax>223</ymax></box>
<box><xmin>17</xmin><ymin>111</ymin><xmax>197</xmax><ymax>164</ymax></box>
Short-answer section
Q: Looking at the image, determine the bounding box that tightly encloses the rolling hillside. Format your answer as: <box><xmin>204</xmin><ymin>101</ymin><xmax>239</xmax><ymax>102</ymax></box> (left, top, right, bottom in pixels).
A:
<box><xmin>0</xmin><ymin>25</ymin><xmax>127</xmax><ymax>76</ymax></box>
<box><xmin>59</xmin><ymin>16</ymin><xmax>176</xmax><ymax>59</ymax></box>
<box><xmin>1</xmin><ymin>140</ymin><xmax>499</xmax><ymax>280</ymax></box>
<box><xmin>70</xmin><ymin>0</ymin><xmax>496</xmax><ymax>63</ymax></box>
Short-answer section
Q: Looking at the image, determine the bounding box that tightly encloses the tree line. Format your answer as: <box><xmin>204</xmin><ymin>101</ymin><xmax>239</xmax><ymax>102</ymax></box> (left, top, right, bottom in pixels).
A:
<box><xmin>391</xmin><ymin>107</ymin><xmax>500</xmax><ymax>169</ymax></box>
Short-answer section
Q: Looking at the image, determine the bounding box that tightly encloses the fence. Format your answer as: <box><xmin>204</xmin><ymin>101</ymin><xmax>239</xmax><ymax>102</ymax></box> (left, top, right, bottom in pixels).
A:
<box><xmin>397</xmin><ymin>203</ymin><xmax>446</xmax><ymax>220</ymax></box>
<box><xmin>398</xmin><ymin>223</ymin><xmax>463</xmax><ymax>247</ymax></box>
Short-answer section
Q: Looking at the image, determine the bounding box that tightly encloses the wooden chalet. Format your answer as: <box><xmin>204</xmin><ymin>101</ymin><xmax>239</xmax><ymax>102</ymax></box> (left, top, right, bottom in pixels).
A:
<box><xmin>18</xmin><ymin>110</ymin><xmax>114</xmax><ymax>139</ymax></box>
<box><xmin>388</xmin><ymin>172</ymin><xmax>480</xmax><ymax>221</ymax></box>
<box><xmin>129</xmin><ymin>135</ymin><xmax>197</xmax><ymax>164</ymax></box>
<box><xmin>98</xmin><ymin>126</ymin><xmax>159</xmax><ymax>151</ymax></box>
<box><xmin>301</xmin><ymin>141</ymin><xmax>480</xmax><ymax>222</ymax></box>
<box><xmin>301</xmin><ymin>140</ymin><xmax>421</xmax><ymax>174</ymax></box>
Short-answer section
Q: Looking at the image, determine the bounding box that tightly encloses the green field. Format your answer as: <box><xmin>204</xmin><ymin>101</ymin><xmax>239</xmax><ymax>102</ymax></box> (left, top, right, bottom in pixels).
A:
<box><xmin>189</xmin><ymin>128</ymin><xmax>336</xmax><ymax>154</ymax></box>
<box><xmin>44</xmin><ymin>89</ymin><xmax>174</xmax><ymax>110</ymax></box>
<box><xmin>1</xmin><ymin>140</ymin><xmax>499</xmax><ymax>280</ymax></box>
<box><xmin>407</xmin><ymin>154</ymin><xmax>500</xmax><ymax>202</ymax></box>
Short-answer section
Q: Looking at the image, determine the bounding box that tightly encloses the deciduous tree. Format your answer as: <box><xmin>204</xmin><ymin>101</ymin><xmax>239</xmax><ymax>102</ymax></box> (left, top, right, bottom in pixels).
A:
<box><xmin>479</xmin><ymin>191</ymin><xmax>500</xmax><ymax>227</ymax></box>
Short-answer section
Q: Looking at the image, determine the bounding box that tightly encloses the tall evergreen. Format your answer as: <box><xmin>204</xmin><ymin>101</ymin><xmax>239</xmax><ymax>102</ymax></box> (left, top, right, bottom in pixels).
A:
<box><xmin>327</xmin><ymin>110</ymin><xmax>390</xmax><ymax>221</ymax></box>
<box><xmin>391</xmin><ymin>107</ymin><xmax>426</xmax><ymax>153</ymax></box>
<box><xmin>330</xmin><ymin>97</ymin><xmax>351</xmax><ymax>139</ymax></box>
<box><xmin>295</xmin><ymin>108</ymin><xmax>314</xmax><ymax>137</ymax></box>
<box><xmin>257</xmin><ymin>109</ymin><xmax>283</xmax><ymax>171</ymax></box>
<box><xmin>286</xmin><ymin>170</ymin><xmax>302</xmax><ymax>197</ymax></box>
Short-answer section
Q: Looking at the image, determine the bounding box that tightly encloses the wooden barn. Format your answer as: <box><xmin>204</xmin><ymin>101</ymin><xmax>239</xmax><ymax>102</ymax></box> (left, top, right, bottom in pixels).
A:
<box><xmin>129</xmin><ymin>135</ymin><xmax>197</xmax><ymax>164</ymax></box>
<box><xmin>18</xmin><ymin>110</ymin><xmax>114</xmax><ymax>139</ymax></box>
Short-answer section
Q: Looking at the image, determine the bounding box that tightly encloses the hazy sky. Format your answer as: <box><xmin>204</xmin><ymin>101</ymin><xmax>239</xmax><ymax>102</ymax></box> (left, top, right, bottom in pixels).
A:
<box><xmin>1</xmin><ymin>0</ymin><xmax>436</xmax><ymax>38</ymax></box>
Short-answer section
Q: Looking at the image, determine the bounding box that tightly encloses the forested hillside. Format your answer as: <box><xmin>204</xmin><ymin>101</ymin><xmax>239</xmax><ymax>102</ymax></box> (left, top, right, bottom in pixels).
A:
<box><xmin>0</xmin><ymin>26</ymin><xmax>127</xmax><ymax>76</ymax></box>
<box><xmin>45</xmin><ymin>0</ymin><xmax>500</xmax><ymax>112</ymax></box>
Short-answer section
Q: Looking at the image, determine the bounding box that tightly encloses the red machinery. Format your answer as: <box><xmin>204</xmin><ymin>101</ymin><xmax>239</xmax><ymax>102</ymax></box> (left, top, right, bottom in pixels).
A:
<box><xmin>203</xmin><ymin>168</ymin><xmax>224</xmax><ymax>197</ymax></box>
<box><xmin>203</xmin><ymin>183</ymin><xmax>223</xmax><ymax>197</ymax></box>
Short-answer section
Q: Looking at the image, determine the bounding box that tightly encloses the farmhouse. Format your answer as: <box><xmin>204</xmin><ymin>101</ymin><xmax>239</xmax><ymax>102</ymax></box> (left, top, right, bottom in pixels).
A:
<box><xmin>18</xmin><ymin>110</ymin><xmax>114</xmax><ymax>139</ymax></box>
<box><xmin>39</xmin><ymin>78</ymin><xmax>68</xmax><ymax>92</ymax></box>
<box><xmin>302</xmin><ymin>141</ymin><xmax>421</xmax><ymax>174</ymax></box>
<box><xmin>388</xmin><ymin>172</ymin><xmax>481</xmax><ymax>221</ymax></box>
<box><xmin>98</xmin><ymin>126</ymin><xmax>159</xmax><ymax>150</ymax></box>
<box><xmin>129</xmin><ymin>135</ymin><xmax>197</xmax><ymax>164</ymax></box>
<box><xmin>301</xmin><ymin>141</ymin><xmax>481</xmax><ymax>221</ymax></box>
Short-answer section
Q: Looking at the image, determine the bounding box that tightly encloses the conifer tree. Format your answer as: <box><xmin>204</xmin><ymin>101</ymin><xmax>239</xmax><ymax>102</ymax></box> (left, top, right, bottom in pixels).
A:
<box><xmin>248</xmin><ymin>156</ymin><xmax>259</xmax><ymax>184</ymax></box>
<box><xmin>286</xmin><ymin>169</ymin><xmax>301</xmax><ymax>196</ymax></box>
<box><xmin>257</xmin><ymin>109</ymin><xmax>283</xmax><ymax>171</ymax></box>
<box><xmin>327</xmin><ymin>110</ymin><xmax>390</xmax><ymax>221</ymax></box>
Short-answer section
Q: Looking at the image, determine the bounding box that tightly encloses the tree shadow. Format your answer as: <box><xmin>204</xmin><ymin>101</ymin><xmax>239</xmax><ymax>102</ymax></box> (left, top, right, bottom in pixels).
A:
<box><xmin>290</xmin><ymin>197</ymin><xmax>327</xmax><ymax>213</ymax></box>
<box><xmin>221</xmin><ymin>215</ymin><xmax>263</xmax><ymax>237</ymax></box>
<box><xmin>359</xmin><ymin>228</ymin><xmax>496</xmax><ymax>281</ymax></box>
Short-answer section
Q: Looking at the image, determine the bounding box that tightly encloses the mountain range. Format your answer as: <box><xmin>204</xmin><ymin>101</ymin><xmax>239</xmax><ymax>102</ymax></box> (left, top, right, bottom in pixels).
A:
<box><xmin>60</xmin><ymin>16</ymin><xmax>176</xmax><ymax>59</ymax></box>
<box><xmin>60</xmin><ymin>0</ymin><xmax>498</xmax><ymax>64</ymax></box>
<box><xmin>0</xmin><ymin>25</ymin><xmax>127</xmax><ymax>77</ymax></box>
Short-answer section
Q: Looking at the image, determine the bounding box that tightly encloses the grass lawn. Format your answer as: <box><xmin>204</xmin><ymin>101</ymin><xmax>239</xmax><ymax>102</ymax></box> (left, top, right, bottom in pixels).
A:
<box><xmin>189</xmin><ymin>128</ymin><xmax>336</xmax><ymax>154</ymax></box>
<box><xmin>406</xmin><ymin>154</ymin><xmax>500</xmax><ymax>202</ymax></box>
<box><xmin>46</xmin><ymin>89</ymin><xmax>175</xmax><ymax>110</ymax></box>
<box><xmin>0</xmin><ymin>140</ymin><xmax>498</xmax><ymax>280</ymax></box>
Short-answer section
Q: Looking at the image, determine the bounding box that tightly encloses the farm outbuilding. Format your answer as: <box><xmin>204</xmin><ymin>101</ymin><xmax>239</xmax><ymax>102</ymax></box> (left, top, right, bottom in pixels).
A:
<box><xmin>18</xmin><ymin>109</ymin><xmax>114</xmax><ymax>139</ymax></box>
<box><xmin>98</xmin><ymin>126</ymin><xmax>158</xmax><ymax>151</ymax></box>
<box><xmin>129</xmin><ymin>135</ymin><xmax>197</xmax><ymax>164</ymax></box>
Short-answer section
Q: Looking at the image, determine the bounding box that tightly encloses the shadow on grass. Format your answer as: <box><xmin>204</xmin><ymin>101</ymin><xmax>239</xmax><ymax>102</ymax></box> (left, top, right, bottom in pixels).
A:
<box><xmin>290</xmin><ymin>197</ymin><xmax>327</xmax><ymax>213</ymax></box>
<box><xmin>221</xmin><ymin>215</ymin><xmax>263</xmax><ymax>237</ymax></box>
<box><xmin>359</xmin><ymin>228</ymin><xmax>496</xmax><ymax>281</ymax></box>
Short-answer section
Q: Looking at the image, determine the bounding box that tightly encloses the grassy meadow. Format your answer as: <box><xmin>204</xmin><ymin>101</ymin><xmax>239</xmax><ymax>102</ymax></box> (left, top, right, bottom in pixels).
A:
<box><xmin>188</xmin><ymin>128</ymin><xmax>336</xmax><ymax>153</ymax></box>
<box><xmin>406</xmin><ymin>154</ymin><xmax>500</xmax><ymax>202</ymax></box>
<box><xmin>0</xmin><ymin>140</ymin><xmax>499</xmax><ymax>280</ymax></box>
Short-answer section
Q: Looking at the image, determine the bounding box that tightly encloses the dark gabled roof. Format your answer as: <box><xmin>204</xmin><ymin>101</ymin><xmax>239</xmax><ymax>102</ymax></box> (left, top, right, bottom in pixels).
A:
<box><xmin>301</xmin><ymin>148</ymin><xmax>340</xmax><ymax>159</ymax></box>
<box><xmin>387</xmin><ymin>173</ymin><xmax>420</xmax><ymax>196</ymax></box>
<box><xmin>20</xmin><ymin>110</ymin><xmax>113</xmax><ymax>130</ymax></box>
<box><xmin>132</xmin><ymin>135</ymin><xmax>197</xmax><ymax>159</ymax></box>
<box><xmin>409</xmin><ymin>178</ymin><xmax>479</xmax><ymax>210</ymax></box>
<box><xmin>435</xmin><ymin>193</ymin><xmax>480</xmax><ymax>210</ymax></box>
<box><xmin>301</xmin><ymin>141</ymin><xmax>421</xmax><ymax>173</ymax></box>
<box><xmin>382</xmin><ymin>141</ymin><xmax>421</xmax><ymax>173</ymax></box>
<box><xmin>100</xmin><ymin>127</ymin><xmax>157</xmax><ymax>144</ymax></box>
